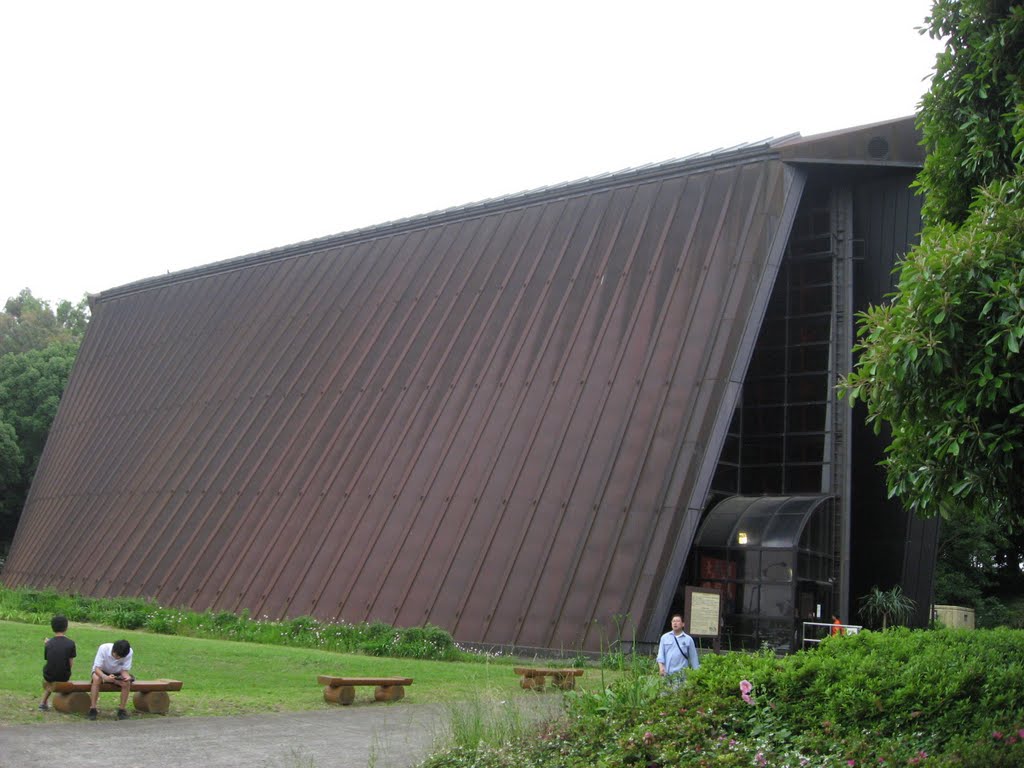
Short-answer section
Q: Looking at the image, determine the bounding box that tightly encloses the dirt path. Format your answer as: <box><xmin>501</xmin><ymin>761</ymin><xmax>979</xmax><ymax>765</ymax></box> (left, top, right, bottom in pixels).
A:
<box><xmin>0</xmin><ymin>705</ymin><xmax>448</xmax><ymax>768</ymax></box>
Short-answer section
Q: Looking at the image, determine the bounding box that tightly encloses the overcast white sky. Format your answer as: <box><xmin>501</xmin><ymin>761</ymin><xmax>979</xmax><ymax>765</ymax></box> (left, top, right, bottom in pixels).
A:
<box><xmin>1</xmin><ymin>1</ymin><xmax>944</xmax><ymax>307</ymax></box>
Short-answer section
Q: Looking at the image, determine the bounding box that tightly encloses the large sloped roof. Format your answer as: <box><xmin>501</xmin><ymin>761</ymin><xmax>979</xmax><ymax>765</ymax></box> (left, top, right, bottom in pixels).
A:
<box><xmin>4</xmin><ymin>117</ymin><xmax>921</xmax><ymax>649</ymax></box>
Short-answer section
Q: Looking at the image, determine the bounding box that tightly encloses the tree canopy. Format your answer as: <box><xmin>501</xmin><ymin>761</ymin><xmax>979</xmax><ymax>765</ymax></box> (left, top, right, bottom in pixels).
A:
<box><xmin>843</xmin><ymin>0</ymin><xmax>1024</xmax><ymax>532</ymax></box>
<box><xmin>916</xmin><ymin>0</ymin><xmax>1024</xmax><ymax>226</ymax></box>
<box><xmin>0</xmin><ymin>288</ymin><xmax>89</xmax><ymax>357</ymax></box>
<box><xmin>0</xmin><ymin>290</ymin><xmax>88</xmax><ymax>543</ymax></box>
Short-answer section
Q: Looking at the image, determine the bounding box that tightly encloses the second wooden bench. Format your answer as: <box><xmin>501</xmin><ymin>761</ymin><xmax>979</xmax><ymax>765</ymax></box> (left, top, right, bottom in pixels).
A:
<box><xmin>514</xmin><ymin>667</ymin><xmax>584</xmax><ymax>691</ymax></box>
<box><xmin>317</xmin><ymin>675</ymin><xmax>413</xmax><ymax>705</ymax></box>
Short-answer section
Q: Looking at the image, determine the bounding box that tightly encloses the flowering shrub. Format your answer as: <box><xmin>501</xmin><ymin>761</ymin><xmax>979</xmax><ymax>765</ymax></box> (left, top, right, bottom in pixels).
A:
<box><xmin>739</xmin><ymin>678</ymin><xmax>754</xmax><ymax>704</ymax></box>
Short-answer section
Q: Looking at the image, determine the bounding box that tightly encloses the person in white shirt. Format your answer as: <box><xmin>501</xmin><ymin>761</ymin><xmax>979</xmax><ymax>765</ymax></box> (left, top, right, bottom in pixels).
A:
<box><xmin>88</xmin><ymin>639</ymin><xmax>134</xmax><ymax>720</ymax></box>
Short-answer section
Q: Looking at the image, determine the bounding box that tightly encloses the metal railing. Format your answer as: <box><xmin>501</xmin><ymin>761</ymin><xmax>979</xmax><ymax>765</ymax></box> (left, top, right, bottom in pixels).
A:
<box><xmin>801</xmin><ymin>621</ymin><xmax>862</xmax><ymax>648</ymax></box>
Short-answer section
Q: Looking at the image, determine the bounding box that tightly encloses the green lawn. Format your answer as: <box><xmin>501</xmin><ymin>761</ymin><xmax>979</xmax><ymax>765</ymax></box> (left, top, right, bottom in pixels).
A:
<box><xmin>1</xmin><ymin>620</ymin><xmax>607</xmax><ymax>726</ymax></box>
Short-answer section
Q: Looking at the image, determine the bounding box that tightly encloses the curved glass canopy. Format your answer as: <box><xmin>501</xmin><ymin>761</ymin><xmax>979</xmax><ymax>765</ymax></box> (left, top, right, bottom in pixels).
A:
<box><xmin>692</xmin><ymin>495</ymin><xmax>835</xmax><ymax>652</ymax></box>
<box><xmin>695</xmin><ymin>495</ymin><xmax>833</xmax><ymax>550</ymax></box>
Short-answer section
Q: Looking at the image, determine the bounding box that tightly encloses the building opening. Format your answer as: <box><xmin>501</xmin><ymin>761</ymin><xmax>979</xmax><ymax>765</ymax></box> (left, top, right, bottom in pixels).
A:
<box><xmin>673</xmin><ymin>182</ymin><xmax>845</xmax><ymax>650</ymax></box>
<box><xmin>690</xmin><ymin>494</ymin><xmax>836</xmax><ymax>652</ymax></box>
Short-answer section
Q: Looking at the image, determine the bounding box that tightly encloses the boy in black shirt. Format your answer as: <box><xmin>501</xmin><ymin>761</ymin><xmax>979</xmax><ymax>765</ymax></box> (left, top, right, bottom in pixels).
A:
<box><xmin>39</xmin><ymin>615</ymin><xmax>76</xmax><ymax>711</ymax></box>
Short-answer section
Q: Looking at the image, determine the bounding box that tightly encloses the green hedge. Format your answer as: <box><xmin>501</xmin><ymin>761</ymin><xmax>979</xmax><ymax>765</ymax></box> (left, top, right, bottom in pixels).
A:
<box><xmin>0</xmin><ymin>585</ymin><xmax>461</xmax><ymax>661</ymax></box>
<box><xmin>423</xmin><ymin>628</ymin><xmax>1024</xmax><ymax>767</ymax></box>
<box><xmin>687</xmin><ymin>628</ymin><xmax>1024</xmax><ymax>758</ymax></box>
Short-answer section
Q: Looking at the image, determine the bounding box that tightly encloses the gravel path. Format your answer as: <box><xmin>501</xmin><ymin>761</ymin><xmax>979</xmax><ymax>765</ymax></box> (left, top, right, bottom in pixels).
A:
<box><xmin>0</xmin><ymin>705</ymin><xmax>449</xmax><ymax>768</ymax></box>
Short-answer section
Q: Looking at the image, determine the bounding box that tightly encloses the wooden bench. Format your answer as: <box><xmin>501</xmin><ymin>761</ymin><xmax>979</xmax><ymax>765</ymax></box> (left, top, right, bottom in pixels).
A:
<box><xmin>50</xmin><ymin>679</ymin><xmax>184</xmax><ymax>715</ymax></box>
<box><xmin>317</xmin><ymin>675</ymin><xmax>413</xmax><ymax>705</ymax></box>
<box><xmin>514</xmin><ymin>667</ymin><xmax>584</xmax><ymax>691</ymax></box>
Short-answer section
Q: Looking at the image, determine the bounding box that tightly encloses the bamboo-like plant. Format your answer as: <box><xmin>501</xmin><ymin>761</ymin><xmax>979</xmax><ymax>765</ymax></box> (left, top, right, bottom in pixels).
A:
<box><xmin>858</xmin><ymin>585</ymin><xmax>916</xmax><ymax>630</ymax></box>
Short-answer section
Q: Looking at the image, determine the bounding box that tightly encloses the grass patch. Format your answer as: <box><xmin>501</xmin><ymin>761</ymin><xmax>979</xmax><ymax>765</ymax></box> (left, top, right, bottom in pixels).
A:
<box><xmin>1</xmin><ymin>619</ymin><xmax>606</xmax><ymax>726</ymax></box>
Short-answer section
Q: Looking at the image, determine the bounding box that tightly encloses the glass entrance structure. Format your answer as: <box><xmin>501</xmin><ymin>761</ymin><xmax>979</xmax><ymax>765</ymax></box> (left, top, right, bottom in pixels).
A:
<box><xmin>693</xmin><ymin>495</ymin><xmax>835</xmax><ymax>652</ymax></box>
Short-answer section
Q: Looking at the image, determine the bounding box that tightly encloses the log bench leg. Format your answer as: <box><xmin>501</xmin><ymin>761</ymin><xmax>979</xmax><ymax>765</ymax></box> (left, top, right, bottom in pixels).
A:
<box><xmin>552</xmin><ymin>673</ymin><xmax>576</xmax><ymax>690</ymax></box>
<box><xmin>520</xmin><ymin>675</ymin><xmax>546</xmax><ymax>691</ymax></box>
<box><xmin>323</xmin><ymin>685</ymin><xmax>356</xmax><ymax>705</ymax></box>
<box><xmin>52</xmin><ymin>691</ymin><xmax>91</xmax><ymax>715</ymax></box>
<box><xmin>133</xmin><ymin>690</ymin><xmax>171</xmax><ymax>714</ymax></box>
<box><xmin>374</xmin><ymin>684</ymin><xmax>405</xmax><ymax>702</ymax></box>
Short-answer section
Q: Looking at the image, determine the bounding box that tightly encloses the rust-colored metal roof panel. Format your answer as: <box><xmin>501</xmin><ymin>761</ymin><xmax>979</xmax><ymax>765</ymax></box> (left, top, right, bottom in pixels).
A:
<box><xmin>6</xmin><ymin>135</ymin><xmax>813</xmax><ymax>649</ymax></box>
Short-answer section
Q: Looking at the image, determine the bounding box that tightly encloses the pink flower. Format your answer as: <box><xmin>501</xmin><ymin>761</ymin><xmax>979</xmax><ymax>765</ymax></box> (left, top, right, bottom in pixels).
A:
<box><xmin>1018</xmin><ymin>728</ymin><xmax>1024</xmax><ymax>740</ymax></box>
<box><xmin>643</xmin><ymin>731</ymin><xmax>655</xmax><ymax>745</ymax></box>
<box><xmin>742</xmin><ymin>693</ymin><xmax>753</xmax><ymax>705</ymax></box>
<box><xmin>993</xmin><ymin>731</ymin><xmax>1004</xmax><ymax>740</ymax></box>
<box><xmin>848</xmin><ymin>761</ymin><xmax>856</xmax><ymax>766</ymax></box>
<box><xmin>739</xmin><ymin>680</ymin><xmax>753</xmax><ymax>695</ymax></box>
<box><xmin>756</xmin><ymin>753</ymin><xmax>767</xmax><ymax>766</ymax></box>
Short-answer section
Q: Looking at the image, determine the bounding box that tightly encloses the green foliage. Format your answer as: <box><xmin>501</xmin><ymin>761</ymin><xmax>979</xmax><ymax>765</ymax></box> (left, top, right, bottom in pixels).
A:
<box><xmin>846</xmin><ymin>1</ymin><xmax>1024</xmax><ymax>532</ymax></box>
<box><xmin>355</xmin><ymin>623</ymin><xmax>460</xmax><ymax>660</ymax></box>
<box><xmin>568</xmin><ymin>652</ymin><xmax>590</xmax><ymax>669</ymax></box>
<box><xmin>0</xmin><ymin>585</ymin><xmax>460</xmax><ymax>661</ymax></box>
<box><xmin>0</xmin><ymin>289</ymin><xmax>89</xmax><ymax>357</ymax></box>
<box><xmin>0</xmin><ymin>422</ymin><xmax>22</xmax><ymax>490</ymax></box>
<box><xmin>0</xmin><ymin>340</ymin><xmax>79</xmax><ymax>468</ymax></box>
<box><xmin>0</xmin><ymin>288</ymin><xmax>89</xmax><ymax>542</ymax></box>
<box><xmin>917</xmin><ymin>0</ymin><xmax>1024</xmax><ymax>225</ymax></box>
<box><xmin>422</xmin><ymin>629</ymin><xmax>1024</xmax><ymax>768</ymax></box>
<box><xmin>859</xmin><ymin>585</ymin><xmax>918</xmax><ymax>630</ymax></box>
<box><xmin>566</xmin><ymin>672</ymin><xmax>663</xmax><ymax>722</ymax></box>
<box><xmin>934</xmin><ymin>511</ymin><xmax>1009</xmax><ymax>605</ymax></box>
<box><xmin>975</xmin><ymin>595</ymin><xmax>1014</xmax><ymax>628</ymax></box>
<box><xmin>54</xmin><ymin>297</ymin><xmax>90</xmax><ymax>338</ymax></box>
<box><xmin>0</xmin><ymin>339</ymin><xmax>80</xmax><ymax>540</ymax></box>
<box><xmin>442</xmin><ymin>690</ymin><xmax>532</xmax><ymax>755</ymax></box>
<box><xmin>597</xmin><ymin>649</ymin><xmax>656</xmax><ymax>673</ymax></box>
<box><xmin>843</xmin><ymin>178</ymin><xmax>1024</xmax><ymax>525</ymax></box>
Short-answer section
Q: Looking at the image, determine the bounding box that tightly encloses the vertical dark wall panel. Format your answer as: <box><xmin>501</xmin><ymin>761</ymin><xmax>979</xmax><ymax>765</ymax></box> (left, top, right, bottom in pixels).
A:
<box><xmin>850</xmin><ymin>172</ymin><xmax>937</xmax><ymax>624</ymax></box>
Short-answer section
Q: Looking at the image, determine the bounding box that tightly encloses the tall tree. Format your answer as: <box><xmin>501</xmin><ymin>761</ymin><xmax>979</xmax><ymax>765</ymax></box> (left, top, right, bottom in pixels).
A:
<box><xmin>916</xmin><ymin>0</ymin><xmax>1024</xmax><ymax>227</ymax></box>
<box><xmin>0</xmin><ymin>291</ymin><xmax>88</xmax><ymax>545</ymax></box>
<box><xmin>0</xmin><ymin>341</ymin><xmax>80</xmax><ymax>542</ymax></box>
<box><xmin>843</xmin><ymin>1</ymin><xmax>1024</xmax><ymax>533</ymax></box>
<box><xmin>0</xmin><ymin>288</ymin><xmax>90</xmax><ymax>357</ymax></box>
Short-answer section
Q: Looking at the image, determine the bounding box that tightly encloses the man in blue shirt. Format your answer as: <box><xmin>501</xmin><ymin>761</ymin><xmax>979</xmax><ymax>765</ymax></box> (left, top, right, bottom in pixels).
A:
<box><xmin>657</xmin><ymin>614</ymin><xmax>700</xmax><ymax>680</ymax></box>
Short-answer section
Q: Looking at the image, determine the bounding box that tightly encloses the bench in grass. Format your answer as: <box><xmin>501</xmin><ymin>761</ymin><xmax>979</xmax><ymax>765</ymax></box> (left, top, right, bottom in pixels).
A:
<box><xmin>513</xmin><ymin>667</ymin><xmax>584</xmax><ymax>690</ymax></box>
<box><xmin>317</xmin><ymin>675</ymin><xmax>413</xmax><ymax>705</ymax></box>
<box><xmin>50</xmin><ymin>679</ymin><xmax>184</xmax><ymax>714</ymax></box>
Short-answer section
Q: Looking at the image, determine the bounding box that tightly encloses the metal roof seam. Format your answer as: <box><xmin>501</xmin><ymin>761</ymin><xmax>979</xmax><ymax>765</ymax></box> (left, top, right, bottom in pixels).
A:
<box><xmin>95</xmin><ymin>146</ymin><xmax>782</xmax><ymax>304</ymax></box>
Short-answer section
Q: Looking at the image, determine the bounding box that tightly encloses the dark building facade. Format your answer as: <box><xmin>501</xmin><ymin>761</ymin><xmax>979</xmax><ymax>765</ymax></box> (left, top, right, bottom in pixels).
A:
<box><xmin>3</xmin><ymin>117</ymin><xmax>937</xmax><ymax>652</ymax></box>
